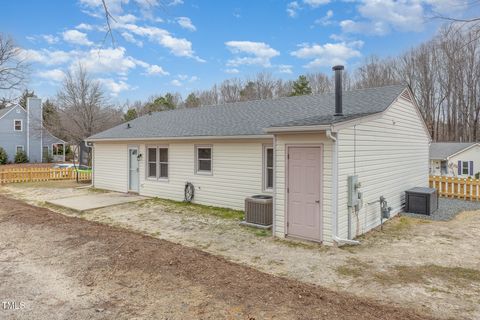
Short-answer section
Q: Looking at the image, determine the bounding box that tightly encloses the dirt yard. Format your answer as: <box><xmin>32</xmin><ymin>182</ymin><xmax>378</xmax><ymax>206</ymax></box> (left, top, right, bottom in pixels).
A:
<box><xmin>0</xmin><ymin>194</ymin><xmax>432</xmax><ymax>320</ymax></box>
<box><xmin>2</xmin><ymin>182</ymin><xmax>480</xmax><ymax>319</ymax></box>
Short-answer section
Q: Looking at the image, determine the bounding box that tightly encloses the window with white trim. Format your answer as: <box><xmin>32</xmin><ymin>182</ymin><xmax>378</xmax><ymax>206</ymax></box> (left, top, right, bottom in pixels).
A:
<box><xmin>52</xmin><ymin>144</ymin><xmax>64</xmax><ymax>156</ymax></box>
<box><xmin>16</xmin><ymin>145</ymin><xmax>24</xmax><ymax>153</ymax></box>
<box><xmin>14</xmin><ymin>120</ymin><xmax>22</xmax><ymax>131</ymax></box>
<box><xmin>196</xmin><ymin>146</ymin><xmax>212</xmax><ymax>174</ymax></box>
<box><xmin>147</xmin><ymin>147</ymin><xmax>157</xmax><ymax>178</ymax></box>
<box><xmin>146</xmin><ymin>146</ymin><xmax>169</xmax><ymax>180</ymax></box>
<box><xmin>264</xmin><ymin>146</ymin><xmax>274</xmax><ymax>190</ymax></box>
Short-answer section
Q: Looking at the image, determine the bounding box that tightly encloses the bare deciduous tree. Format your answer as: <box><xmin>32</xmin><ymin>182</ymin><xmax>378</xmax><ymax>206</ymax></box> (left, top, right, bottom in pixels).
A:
<box><xmin>0</xmin><ymin>34</ymin><xmax>28</xmax><ymax>92</ymax></box>
<box><xmin>56</xmin><ymin>65</ymin><xmax>123</xmax><ymax>143</ymax></box>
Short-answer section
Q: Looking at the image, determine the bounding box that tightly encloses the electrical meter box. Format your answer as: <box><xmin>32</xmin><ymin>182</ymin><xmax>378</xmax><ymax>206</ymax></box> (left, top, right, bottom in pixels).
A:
<box><xmin>347</xmin><ymin>175</ymin><xmax>362</xmax><ymax>208</ymax></box>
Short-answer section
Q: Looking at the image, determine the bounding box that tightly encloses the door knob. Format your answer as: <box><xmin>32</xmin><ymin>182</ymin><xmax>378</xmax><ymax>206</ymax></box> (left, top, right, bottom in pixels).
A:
<box><xmin>315</xmin><ymin>200</ymin><xmax>320</xmax><ymax>203</ymax></box>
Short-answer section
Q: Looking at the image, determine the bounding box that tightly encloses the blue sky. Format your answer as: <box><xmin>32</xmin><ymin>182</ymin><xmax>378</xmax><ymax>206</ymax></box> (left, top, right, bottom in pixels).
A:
<box><xmin>1</xmin><ymin>0</ymin><xmax>477</xmax><ymax>103</ymax></box>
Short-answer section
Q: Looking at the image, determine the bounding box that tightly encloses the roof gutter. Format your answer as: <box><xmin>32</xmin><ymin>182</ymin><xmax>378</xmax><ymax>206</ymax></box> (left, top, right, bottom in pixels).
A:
<box><xmin>325</xmin><ymin>128</ymin><xmax>360</xmax><ymax>246</ymax></box>
<box><xmin>86</xmin><ymin>134</ymin><xmax>274</xmax><ymax>143</ymax></box>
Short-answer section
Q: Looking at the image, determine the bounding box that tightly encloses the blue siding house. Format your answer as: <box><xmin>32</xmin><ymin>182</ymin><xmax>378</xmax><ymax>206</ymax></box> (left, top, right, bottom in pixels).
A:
<box><xmin>0</xmin><ymin>97</ymin><xmax>65</xmax><ymax>163</ymax></box>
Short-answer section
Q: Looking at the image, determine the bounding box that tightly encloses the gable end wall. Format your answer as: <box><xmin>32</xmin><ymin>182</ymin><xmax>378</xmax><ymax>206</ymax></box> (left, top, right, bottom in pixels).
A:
<box><xmin>336</xmin><ymin>96</ymin><xmax>430</xmax><ymax>239</ymax></box>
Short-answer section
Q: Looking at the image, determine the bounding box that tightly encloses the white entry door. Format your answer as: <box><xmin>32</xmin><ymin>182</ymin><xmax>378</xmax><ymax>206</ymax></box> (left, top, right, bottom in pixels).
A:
<box><xmin>128</xmin><ymin>147</ymin><xmax>139</xmax><ymax>192</ymax></box>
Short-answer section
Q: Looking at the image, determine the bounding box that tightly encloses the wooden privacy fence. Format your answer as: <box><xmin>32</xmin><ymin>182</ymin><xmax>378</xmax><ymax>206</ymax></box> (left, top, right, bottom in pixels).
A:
<box><xmin>429</xmin><ymin>175</ymin><xmax>480</xmax><ymax>201</ymax></box>
<box><xmin>0</xmin><ymin>168</ymin><xmax>91</xmax><ymax>184</ymax></box>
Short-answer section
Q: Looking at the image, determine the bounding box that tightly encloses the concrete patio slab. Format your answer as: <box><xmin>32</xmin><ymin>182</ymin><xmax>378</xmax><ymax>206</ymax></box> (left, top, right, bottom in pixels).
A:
<box><xmin>46</xmin><ymin>192</ymin><xmax>148</xmax><ymax>212</ymax></box>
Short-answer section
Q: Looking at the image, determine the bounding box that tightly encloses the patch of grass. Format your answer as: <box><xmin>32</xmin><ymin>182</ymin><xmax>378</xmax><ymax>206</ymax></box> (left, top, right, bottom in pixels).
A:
<box><xmin>8</xmin><ymin>180</ymin><xmax>88</xmax><ymax>189</ymax></box>
<box><xmin>150</xmin><ymin>231</ymin><xmax>161</xmax><ymax>237</ymax></box>
<box><xmin>241</xmin><ymin>225</ymin><xmax>271</xmax><ymax>237</ymax></box>
<box><xmin>148</xmin><ymin>197</ymin><xmax>244</xmax><ymax>221</ymax></box>
<box><xmin>87</xmin><ymin>187</ymin><xmax>110</xmax><ymax>193</ymax></box>
<box><xmin>335</xmin><ymin>258</ymin><xmax>370</xmax><ymax>278</ymax></box>
<box><xmin>273</xmin><ymin>238</ymin><xmax>329</xmax><ymax>251</ymax></box>
<box><xmin>254</xmin><ymin>229</ymin><xmax>270</xmax><ymax>237</ymax></box>
<box><xmin>354</xmin><ymin>215</ymin><xmax>431</xmax><ymax>246</ymax></box>
<box><xmin>374</xmin><ymin>264</ymin><xmax>480</xmax><ymax>287</ymax></box>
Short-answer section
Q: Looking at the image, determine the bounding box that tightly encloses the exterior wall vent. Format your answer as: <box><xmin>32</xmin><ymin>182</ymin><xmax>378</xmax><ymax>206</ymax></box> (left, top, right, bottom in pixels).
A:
<box><xmin>400</xmin><ymin>90</ymin><xmax>413</xmax><ymax>102</ymax></box>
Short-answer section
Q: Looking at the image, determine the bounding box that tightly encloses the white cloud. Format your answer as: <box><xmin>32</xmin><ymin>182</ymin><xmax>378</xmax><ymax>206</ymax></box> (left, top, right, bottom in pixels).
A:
<box><xmin>97</xmin><ymin>77</ymin><xmax>131</xmax><ymax>96</ymax></box>
<box><xmin>168</xmin><ymin>0</ymin><xmax>183</xmax><ymax>6</ymax></box>
<box><xmin>278</xmin><ymin>64</ymin><xmax>293</xmax><ymax>74</ymax></box>
<box><xmin>425</xmin><ymin>0</ymin><xmax>468</xmax><ymax>15</ymax></box>
<box><xmin>78</xmin><ymin>47</ymin><xmax>138</xmax><ymax>75</ymax></box>
<box><xmin>119</xmin><ymin>23</ymin><xmax>204</xmax><ymax>61</ymax></box>
<box><xmin>75</xmin><ymin>23</ymin><xmax>94</xmax><ymax>31</ymax></box>
<box><xmin>23</xmin><ymin>47</ymin><xmax>168</xmax><ymax>81</ymax></box>
<box><xmin>145</xmin><ymin>64</ymin><xmax>169</xmax><ymax>76</ymax></box>
<box><xmin>42</xmin><ymin>34</ymin><xmax>60</xmax><ymax>44</ymax></box>
<box><xmin>176</xmin><ymin>74</ymin><xmax>198</xmax><ymax>82</ymax></box>
<box><xmin>291</xmin><ymin>41</ymin><xmax>363</xmax><ymax>68</ymax></box>
<box><xmin>176</xmin><ymin>17</ymin><xmax>196</xmax><ymax>31</ymax></box>
<box><xmin>315</xmin><ymin>10</ymin><xmax>333</xmax><ymax>26</ymax></box>
<box><xmin>37</xmin><ymin>69</ymin><xmax>65</xmax><ymax>82</ymax></box>
<box><xmin>79</xmin><ymin>0</ymin><xmax>128</xmax><ymax>15</ymax></box>
<box><xmin>225</xmin><ymin>68</ymin><xmax>240</xmax><ymax>74</ymax></box>
<box><xmin>21</xmin><ymin>49</ymin><xmax>73</xmax><ymax>66</ymax></box>
<box><xmin>171</xmin><ymin>79</ymin><xmax>182</xmax><ymax>86</ymax></box>
<box><xmin>340</xmin><ymin>0</ymin><xmax>433</xmax><ymax>35</ymax></box>
<box><xmin>287</xmin><ymin>1</ymin><xmax>300</xmax><ymax>17</ymax></box>
<box><xmin>116</xmin><ymin>14</ymin><xmax>138</xmax><ymax>24</ymax></box>
<box><xmin>303</xmin><ymin>0</ymin><xmax>330</xmax><ymax>7</ymax></box>
<box><xmin>121</xmin><ymin>32</ymin><xmax>143</xmax><ymax>46</ymax></box>
<box><xmin>62</xmin><ymin>29</ymin><xmax>94</xmax><ymax>46</ymax></box>
<box><xmin>225</xmin><ymin>41</ymin><xmax>280</xmax><ymax>67</ymax></box>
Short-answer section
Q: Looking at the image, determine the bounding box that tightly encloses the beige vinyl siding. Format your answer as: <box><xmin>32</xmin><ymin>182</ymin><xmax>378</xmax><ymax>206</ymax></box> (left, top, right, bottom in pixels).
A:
<box><xmin>94</xmin><ymin>139</ymin><xmax>272</xmax><ymax>210</ymax></box>
<box><xmin>274</xmin><ymin>133</ymin><xmax>333</xmax><ymax>244</ymax></box>
<box><xmin>336</xmin><ymin>96</ymin><xmax>430</xmax><ymax>239</ymax></box>
<box><xmin>93</xmin><ymin>142</ymin><xmax>128</xmax><ymax>192</ymax></box>
<box><xmin>448</xmin><ymin>145</ymin><xmax>480</xmax><ymax>177</ymax></box>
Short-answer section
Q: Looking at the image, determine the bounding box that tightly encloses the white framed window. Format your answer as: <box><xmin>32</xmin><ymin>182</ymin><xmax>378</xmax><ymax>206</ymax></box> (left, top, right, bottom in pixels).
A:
<box><xmin>195</xmin><ymin>145</ymin><xmax>212</xmax><ymax>174</ymax></box>
<box><xmin>147</xmin><ymin>147</ymin><xmax>157</xmax><ymax>178</ymax></box>
<box><xmin>14</xmin><ymin>119</ymin><xmax>22</xmax><ymax>131</ymax></box>
<box><xmin>16</xmin><ymin>145</ymin><xmax>24</xmax><ymax>153</ymax></box>
<box><xmin>263</xmin><ymin>145</ymin><xmax>274</xmax><ymax>191</ymax></box>
<box><xmin>52</xmin><ymin>143</ymin><xmax>64</xmax><ymax>156</ymax></box>
<box><xmin>146</xmin><ymin>145</ymin><xmax>169</xmax><ymax>180</ymax></box>
<box><xmin>159</xmin><ymin>148</ymin><xmax>168</xmax><ymax>179</ymax></box>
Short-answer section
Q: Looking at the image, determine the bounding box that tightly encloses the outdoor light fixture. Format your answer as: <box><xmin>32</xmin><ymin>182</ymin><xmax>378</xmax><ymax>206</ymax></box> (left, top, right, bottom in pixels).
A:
<box><xmin>137</xmin><ymin>153</ymin><xmax>143</xmax><ymax>161</ymax></box>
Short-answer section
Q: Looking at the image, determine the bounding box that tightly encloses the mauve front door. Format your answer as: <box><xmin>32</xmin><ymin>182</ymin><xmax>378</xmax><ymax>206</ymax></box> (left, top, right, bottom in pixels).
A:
<box><xmin>287</xmin><ymin>146</ymin><xmax>322</xmax><ymax>241</ymax></box>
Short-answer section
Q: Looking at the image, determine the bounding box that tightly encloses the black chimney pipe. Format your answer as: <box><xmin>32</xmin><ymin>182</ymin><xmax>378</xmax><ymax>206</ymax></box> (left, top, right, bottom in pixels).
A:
<box><xmin>332</xmin><ymin>65</ymin><xmax>344</xmax><ymax>116</ymax></box>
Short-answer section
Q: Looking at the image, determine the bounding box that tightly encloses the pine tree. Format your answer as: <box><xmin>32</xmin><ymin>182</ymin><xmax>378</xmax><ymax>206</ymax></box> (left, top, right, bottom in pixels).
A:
<box><xmin>185</xmin><ymin>93</ymin><xmax>201</xmax><ymax>108</ymax></box>
<box><xmin>124</xmin><ymin>108</ymin><xmax>138</xmax><ymax>121</ymax></box>
<box><xmin>289</xmin><ymin>75</ymin><xmax>312</xmax><ymax>96</ymax></box>
<box><xmin>19</xmin><ymin>89</ymin><xmax>36</xmax><ymax>109</ymax></box>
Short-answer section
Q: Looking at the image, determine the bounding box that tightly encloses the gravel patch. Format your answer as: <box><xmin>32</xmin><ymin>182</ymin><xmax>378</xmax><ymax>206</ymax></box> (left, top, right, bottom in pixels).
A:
<box><xmin>403</xmin><ymin>198</ymin><xmax>480</xmax><ymax>221</ymax></box>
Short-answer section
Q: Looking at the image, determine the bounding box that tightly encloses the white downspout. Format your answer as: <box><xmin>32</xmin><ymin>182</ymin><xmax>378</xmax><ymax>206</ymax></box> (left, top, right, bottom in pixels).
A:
<box><xmin>272</xmin><ymin>135</ymin><xmax>276</xmax><ymax>237</ymax></box>
<box><xmin>326</xmin><ymin>129</ymin><xmax>360</xmax><ymax>246</ymax></box>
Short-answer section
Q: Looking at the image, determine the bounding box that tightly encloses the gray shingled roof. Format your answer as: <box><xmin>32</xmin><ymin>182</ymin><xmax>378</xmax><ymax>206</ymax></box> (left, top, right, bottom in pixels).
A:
<box><xmin>88</xmin><ymin>84</ymin><xmax>406</xmax><ymax>141</ymax></box>
<box><xmin>0</xmin><ymin>106</ymin><xmax>14</xmax><ymax>119</ymax></box>
<box><xmin>430</xmin><ymin>142</ymin><xmax>478</xmax><ymax>160</ymax></box>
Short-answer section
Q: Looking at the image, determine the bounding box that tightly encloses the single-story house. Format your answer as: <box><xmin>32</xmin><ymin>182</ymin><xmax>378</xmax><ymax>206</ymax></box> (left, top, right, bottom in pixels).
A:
<box><xmin>0</xmin><ymin>97</ymin><xmax>66</xmax><ymax>163</ymax></box>
<box><xmin>87</xmin><ymin>66</ymin><xmax>430</xmax><ymax>245</ymax></box>
<box><xmin>430</xmin><ymin>142</ymin><xmax>480</xmax><ymax>177</ymax></box>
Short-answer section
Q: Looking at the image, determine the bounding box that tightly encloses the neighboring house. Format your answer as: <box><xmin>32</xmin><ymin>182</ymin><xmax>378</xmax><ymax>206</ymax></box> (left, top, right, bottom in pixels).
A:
<box><xmin>0</xmin><ymin>97</ymin><xmax>66</xmax><ymax>163</ymax></box>
<box><xmin>87</xmin><ymin>66</ymin><xmax>430</xmax><ymax>245</ymax></box>
<box><xmin>430</xmin><ymin>142</ymin><xmax>480</xmax><ymax>177</ymax></box>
